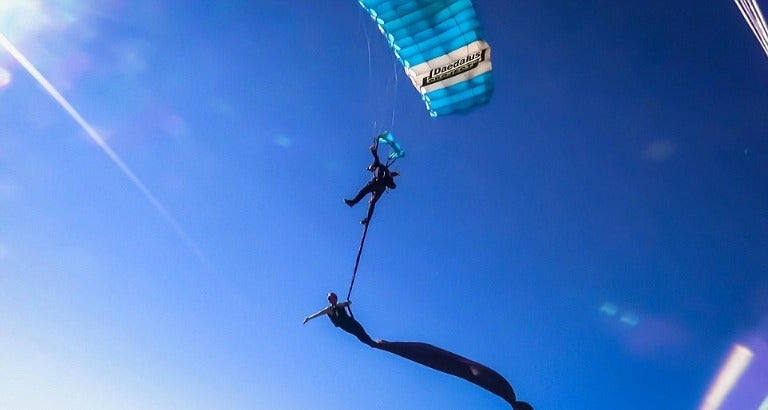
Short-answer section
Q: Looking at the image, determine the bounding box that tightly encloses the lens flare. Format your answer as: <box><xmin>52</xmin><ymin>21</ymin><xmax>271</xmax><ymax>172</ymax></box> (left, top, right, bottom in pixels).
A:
<box><xmin>700</xmin><ymin>344</ymin><xmax>754</xmax><ymax>410</ymax></box>
<box><xmin>0</xmin><ymin>66</ymin><xmax>11</xmax><ymax>88</ymax></box>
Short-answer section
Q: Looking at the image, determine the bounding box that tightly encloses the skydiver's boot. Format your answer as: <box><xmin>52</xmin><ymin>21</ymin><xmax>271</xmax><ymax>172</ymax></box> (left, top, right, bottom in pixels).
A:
<box><xmin>360</xmin><ymin>218</ymin><xmax>368</xmax><ymax>225</ymax></box>
<box><xmin>344</xmin><ymin>199</ymin><xmax>355</xmax><ymax>207</ymax></box>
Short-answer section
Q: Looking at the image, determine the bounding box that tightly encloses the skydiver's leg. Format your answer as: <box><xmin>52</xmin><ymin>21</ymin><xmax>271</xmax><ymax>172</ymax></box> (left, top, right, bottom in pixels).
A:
<box><xmin>346</xmin><ymin>183</ymin><xmax>373</xmax><ymax>207</ymax></box>
<box><xmin>360</xmin><ymin>193</ymin><xmax>380</xmax><ymax>224</ymax></box>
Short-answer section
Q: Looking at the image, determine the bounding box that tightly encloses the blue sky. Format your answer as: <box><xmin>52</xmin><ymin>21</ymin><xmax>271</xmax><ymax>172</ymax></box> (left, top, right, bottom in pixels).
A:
<box><xmin>1</xmin><ymin>1</ymin><xmax>768</xmax><ymax>409</ymax></box>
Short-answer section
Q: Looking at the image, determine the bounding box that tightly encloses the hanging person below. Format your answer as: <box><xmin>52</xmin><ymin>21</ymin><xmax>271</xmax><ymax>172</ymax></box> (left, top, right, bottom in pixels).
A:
<box><xmin>303</xmin><ymin>292</ymin><xmax>534</xmax><ymax>410</ymax></box>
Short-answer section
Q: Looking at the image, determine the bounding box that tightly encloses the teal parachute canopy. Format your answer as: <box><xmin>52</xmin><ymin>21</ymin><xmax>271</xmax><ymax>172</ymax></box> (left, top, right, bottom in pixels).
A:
<box><xmin>358</xmin><ymin>0</ymin><xmax>494</xmax><ymax>117</ymax></box>
<box><xmin>377</xmin><ymin>131</ymin><xmax>405</xmax><ymax>160</ymax></box>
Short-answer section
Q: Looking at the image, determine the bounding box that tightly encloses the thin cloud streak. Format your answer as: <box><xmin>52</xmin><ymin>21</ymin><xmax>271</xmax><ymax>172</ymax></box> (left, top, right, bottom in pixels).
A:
<box><xmin>0</xmin><ymin>33</ymin><xmax>213</xmax><ymax>271</ymax></box>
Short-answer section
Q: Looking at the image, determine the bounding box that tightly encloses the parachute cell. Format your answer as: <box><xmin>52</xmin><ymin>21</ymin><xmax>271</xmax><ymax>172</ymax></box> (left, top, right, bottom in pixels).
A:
<box><xmin>359</xmin><ymin>0</ymin><xmax>494</xmax><ymax>117</ymax></box>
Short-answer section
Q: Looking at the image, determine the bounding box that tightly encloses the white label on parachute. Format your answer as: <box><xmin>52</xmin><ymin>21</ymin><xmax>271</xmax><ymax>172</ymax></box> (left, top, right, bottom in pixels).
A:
<box><xmin>405</xmin><ymin>40</ymin><xmax>492</xmax><ymax>94</ymax></box>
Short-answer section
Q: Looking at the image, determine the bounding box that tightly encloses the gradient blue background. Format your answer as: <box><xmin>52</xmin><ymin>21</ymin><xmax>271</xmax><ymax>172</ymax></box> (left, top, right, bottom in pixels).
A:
<box><xmin>1</xmin><ymin>1</ymin><xmax>767</xmax><ymax>409</ymax></box>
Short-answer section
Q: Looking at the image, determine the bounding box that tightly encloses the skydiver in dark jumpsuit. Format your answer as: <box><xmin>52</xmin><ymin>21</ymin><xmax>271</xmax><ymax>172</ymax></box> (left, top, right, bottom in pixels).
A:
<box><xmin>344</xmin><ymin>143</ymin><xmax>399</xmax><ymax>225</ymax></box>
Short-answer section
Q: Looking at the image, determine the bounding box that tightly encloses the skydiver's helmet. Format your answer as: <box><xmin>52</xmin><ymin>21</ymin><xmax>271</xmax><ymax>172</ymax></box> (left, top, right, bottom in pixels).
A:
<box><xmin>327</xmin><ymin>292</ymin><xmax>338</xmax><ymax>306</ymax></box>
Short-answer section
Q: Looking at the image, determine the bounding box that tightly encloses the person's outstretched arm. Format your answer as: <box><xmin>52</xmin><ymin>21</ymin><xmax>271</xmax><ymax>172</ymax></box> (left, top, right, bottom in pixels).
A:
<box><xmin>303</xmin><ymin>306</ymin><xmax>333</xmax><ymax>324</ymax></box>
<box><xmin>370</xmin><ymin>144</ymin><xmax>381</xmax><ymax>167</ymax></box>
<box><xmin>303</xmin><ymin>301</ymin><xmax>351</xmax><ymax>324</ymax></box>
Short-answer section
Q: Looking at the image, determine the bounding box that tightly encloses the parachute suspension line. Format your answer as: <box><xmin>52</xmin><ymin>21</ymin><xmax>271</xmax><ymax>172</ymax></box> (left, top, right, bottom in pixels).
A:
<box><xmin>364</xmin><ymin>16</ymin><xmax>374</xmax><ymax>91</ymax></box>
<box><xmin>357</xmin><ymin>6</ymin><xmax>374</xmax><ymax>90</ymax></box>
<box><xmin>359</xmin><ymin>7</ymin><xmax>377</xmax><ymax>133</ymax></box>
<box><xmin>389</xmin><ymin>58</ymin><xmax>399</xmax><ymax>132</ymax></box>
<box><xmin>734</xmin><ymin>0</ymin><xmax>768</xmax><ymax>59</ymax></box>
<box><xmin>346</xmin><ymin>216</ymin><xmax>372</xmax><ymax>304</ymax></box>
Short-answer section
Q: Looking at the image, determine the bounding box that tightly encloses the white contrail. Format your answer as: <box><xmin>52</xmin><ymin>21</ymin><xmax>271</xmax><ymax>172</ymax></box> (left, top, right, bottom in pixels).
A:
<box><xmin>735</xmin><ymin>0</ymin><xmax>768</xmax><ymax>59</ymax></box>
<box><xmin>0</xmin><ymin>33</ymin><xmax>214</xmax><ymax>271</ymax></box>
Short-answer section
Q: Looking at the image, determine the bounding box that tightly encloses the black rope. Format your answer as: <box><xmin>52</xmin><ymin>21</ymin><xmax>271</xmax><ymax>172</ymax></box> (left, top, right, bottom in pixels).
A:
<box><xmin>346</xmin><ymin>216</ymin><xmax>371</xmax><ymax>305</ymax></box>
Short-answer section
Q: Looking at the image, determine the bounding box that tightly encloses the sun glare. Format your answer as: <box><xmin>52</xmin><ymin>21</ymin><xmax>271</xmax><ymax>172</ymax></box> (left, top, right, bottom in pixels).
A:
<box><xmin>0</xmin><ymin>1</ymin><xmax>50</xmax><ymax>41</ymax></box>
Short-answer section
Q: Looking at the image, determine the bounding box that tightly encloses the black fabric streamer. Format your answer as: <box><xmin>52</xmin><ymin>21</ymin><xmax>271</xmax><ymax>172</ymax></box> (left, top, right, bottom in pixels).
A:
<box><xmin>327</xmin><ymin>307</ymin><xmax>533</xmax><ymax>409</ymax></box>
